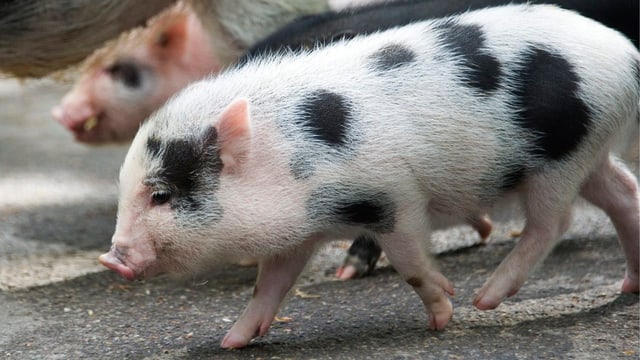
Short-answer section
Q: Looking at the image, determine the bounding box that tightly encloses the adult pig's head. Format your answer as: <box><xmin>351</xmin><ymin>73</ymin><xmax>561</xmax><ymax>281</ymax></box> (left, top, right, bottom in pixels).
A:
<box><xmin>52</xmin><ymin>3</ymin><xmax>219</xmax><ymax>144</ymax></box>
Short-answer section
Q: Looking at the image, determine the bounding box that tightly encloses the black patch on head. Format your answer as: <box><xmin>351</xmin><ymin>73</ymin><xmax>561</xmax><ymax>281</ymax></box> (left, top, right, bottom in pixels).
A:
<box><xmin>307</xmin><ymin>184</ymin><xmax>396</xmax><ymax>233</ymax></box>
<box><xmin>146</xmin><ymin>137</ymin><xmax>162</xmax><ymax>159</ymax></box>
<box><xmin>436</xmin><ymin>21</ymin><xmax>502</xmax><ymax>93</ymax></box>
<box><xmin>296</xmin><ymin>89</ymin><xmax>353</xmax><ymax>147</ymax></box>
<box><xmin>145</xmin><ymin>126</ymin><xmax>223</xmax><ymax>217</ymax></box>
<box><xmin>370</xmin><ymin>43</ymin><xmax>417</xmax><ymax>72</ymax></box>
<box><xmin>511</xmin><ymin>46</ymin><xmax>592</xmax><ymax>160</ymax></box>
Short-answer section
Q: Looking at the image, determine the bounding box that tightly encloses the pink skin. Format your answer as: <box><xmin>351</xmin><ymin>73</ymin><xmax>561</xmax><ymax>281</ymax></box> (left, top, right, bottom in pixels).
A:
<box><xmin>99</xmin><ymin>230</ymin><xmax>154</xmax><ymax>283</ymax></box>
<box><xmin>334</xmin><ymin>264</ymin><xmax>359</xmax><ymax>279</ymax></box>
<box><xmin>51</xmin><ymin>6</ymin><xmax>220</xmax><ymax>144</ymax></box>
<box><xmin>98</xmin><ymin>237</ymin><xmax>162</xmax><ymax>281</ymax></box>
<box><xmin>221</xmin><ymin>246</ymin><xmax>317</xmax><ymax>349</ymax></box>
<box><xmin>99</xmin><ymin>250</ymin><xmax>135</xmax><ymax>281</ymax></box>
<box><xmin>578</xmin><ymin>157</ymin><xmax>639</xmax><ymax>293</ymax></box>
<box><xmin>98</xmin><ymin>175</ymin><xmax>168</xmax><ymax>282</ymax></box>
<box><xmin>376</xmin><ymin>200</ymin><xmax>455</xmax><ymax>331</ymax></box>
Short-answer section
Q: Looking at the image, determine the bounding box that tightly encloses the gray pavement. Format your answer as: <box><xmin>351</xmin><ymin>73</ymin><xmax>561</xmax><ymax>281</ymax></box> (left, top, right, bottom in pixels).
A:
<box><xmin>0</xmin><ymin>79</ymin><xmax>638</xmax><ymax>359</ymax></box>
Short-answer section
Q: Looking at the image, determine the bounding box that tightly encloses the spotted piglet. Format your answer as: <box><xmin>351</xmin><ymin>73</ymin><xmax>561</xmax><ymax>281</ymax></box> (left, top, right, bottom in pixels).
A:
<box><xmin>100</xmin><ymin>4</ymin><xmax>640</xmax><ymax>349</ymax></box>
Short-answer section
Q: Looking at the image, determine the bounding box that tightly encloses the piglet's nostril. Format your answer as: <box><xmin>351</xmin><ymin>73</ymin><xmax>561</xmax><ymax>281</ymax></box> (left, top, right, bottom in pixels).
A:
<box><xmin>113</xmin><ymin>245</ymin><xmax>125</xmax><ymax>258</ymax></box>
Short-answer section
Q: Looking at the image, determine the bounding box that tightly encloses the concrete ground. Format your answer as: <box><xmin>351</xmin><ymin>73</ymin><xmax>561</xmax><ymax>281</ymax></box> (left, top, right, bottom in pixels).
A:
<box><xmin>0</xmin><ymin>79</ymin><xmax>638</xmax><ymax>359</ymax></box>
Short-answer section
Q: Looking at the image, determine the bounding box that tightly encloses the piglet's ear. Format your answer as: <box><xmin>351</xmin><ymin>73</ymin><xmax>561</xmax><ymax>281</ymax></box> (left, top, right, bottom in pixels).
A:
<box><xmin>215</xmin><ymin>98</ymin><xmax>252</xmax><ymax>171</ymax></box>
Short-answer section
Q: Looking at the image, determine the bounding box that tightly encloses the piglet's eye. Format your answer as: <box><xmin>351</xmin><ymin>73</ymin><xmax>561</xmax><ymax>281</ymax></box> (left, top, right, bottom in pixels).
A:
<box><xmin>151</xmin><ymin>191</ymin><xmax>171</xmax><ymax>206</ymax></box>
<box><xmin>107</xmin><ymin>61</ymin><xmax>142</xmax><ymax>89</ymax></box>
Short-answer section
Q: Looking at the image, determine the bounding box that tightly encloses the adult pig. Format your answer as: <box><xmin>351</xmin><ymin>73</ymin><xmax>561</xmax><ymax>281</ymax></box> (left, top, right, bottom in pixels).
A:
<box><xmin>51</xmin><ymin>3</ymin><xmax>219</xmax><ymax>144</ymax></box>
<box><xmin>100</xmin><ymin>4</ymin><xmax>640</xmax><ymax>349</ymax></box>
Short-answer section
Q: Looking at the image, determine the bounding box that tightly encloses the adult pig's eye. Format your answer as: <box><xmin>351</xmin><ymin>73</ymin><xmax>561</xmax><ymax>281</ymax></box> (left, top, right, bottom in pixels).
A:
<box><xmin>107</xmin><ymin>61</ymin><xmax>142</xmax><ymax>89</ymax></box>
<box><xmin>151</xmin><ymin>190</ymin><xmax>171</xmax><ymax>206</ymax></box>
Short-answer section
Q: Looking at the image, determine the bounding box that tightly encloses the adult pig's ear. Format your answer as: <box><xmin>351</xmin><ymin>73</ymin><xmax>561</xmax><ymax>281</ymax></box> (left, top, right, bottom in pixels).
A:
<box><xmin>215</xmin><ymin>98</ymin><xmax>252</xmax><ymax>172</ymax></box>
<box><xmin>151</xmin><ymin>9</ymin><xmax>189</xmax><ymax>62</ymax></box>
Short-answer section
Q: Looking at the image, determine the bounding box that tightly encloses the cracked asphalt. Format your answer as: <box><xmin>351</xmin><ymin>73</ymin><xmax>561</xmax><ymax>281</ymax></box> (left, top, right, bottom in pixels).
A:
<box><xmin>0</xmin><ymin>79</ymin><xmax>637</xmax><ymax>359</ymax></box>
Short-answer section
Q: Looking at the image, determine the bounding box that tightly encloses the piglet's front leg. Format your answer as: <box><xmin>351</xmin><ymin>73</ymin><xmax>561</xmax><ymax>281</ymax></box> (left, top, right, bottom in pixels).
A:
<box><xmin>221</xmin><ymin>246</ymin><xmax>315</xmax><ymax>349</ymax></box>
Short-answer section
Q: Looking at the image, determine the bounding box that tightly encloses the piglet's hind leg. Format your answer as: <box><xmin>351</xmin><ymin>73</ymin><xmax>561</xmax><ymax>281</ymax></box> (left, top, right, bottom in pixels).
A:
<box><xmin>580</xmin><ymin>157</ymin><xmax>640</xmax><ymax>293</ymax></box>
<box><xmin>474</xmin><ymin>173</ymin><xmax>576</xmax><ymax>310</ymax></box>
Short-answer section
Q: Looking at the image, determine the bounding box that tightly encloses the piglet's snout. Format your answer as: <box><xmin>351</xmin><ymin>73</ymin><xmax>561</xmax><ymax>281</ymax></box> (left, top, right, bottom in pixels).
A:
<box><xmin>99</xmin><ymin>245</ymin><xmax>136</xmax><ymax>281</ymax></box>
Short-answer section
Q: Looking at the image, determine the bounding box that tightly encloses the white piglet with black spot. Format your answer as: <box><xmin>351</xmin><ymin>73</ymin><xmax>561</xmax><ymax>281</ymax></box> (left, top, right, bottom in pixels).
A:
<box><xmin>100</xmin><ymin>4</ymin><xmax>640</xmax><ymax>349</ymax></box>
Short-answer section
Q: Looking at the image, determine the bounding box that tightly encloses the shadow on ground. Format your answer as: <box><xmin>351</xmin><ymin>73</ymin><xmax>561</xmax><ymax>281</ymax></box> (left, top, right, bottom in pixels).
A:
<box><xmin>2</xmin><ymin>232</ymin><xmax>637</xmax><ymax>359</ymax></box>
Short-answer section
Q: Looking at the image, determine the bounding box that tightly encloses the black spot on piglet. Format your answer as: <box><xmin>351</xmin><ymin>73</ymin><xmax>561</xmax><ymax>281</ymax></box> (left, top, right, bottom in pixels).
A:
<box><xmin>308</xmin><ymin>184</ymin><xmax>396</xmax><ymax>233</ymax></box>
<box><xmin>370</xmin><ymin>43</ymin><xmax>417</xmax><ymax>71</ymax></box>
<box><xmin>511</xmin><ymin>46</ymin><xmax>592</xmax><ymax>160</ymax></box>
<box><xmin>436</xmin><ymin>21</ymin><xmax>502</xmax><ymax>93</ymax></box>
<box><xmin>296</xmin><ymin>90</ymin><xmax>353</xmax><ymax>148</ymax></box>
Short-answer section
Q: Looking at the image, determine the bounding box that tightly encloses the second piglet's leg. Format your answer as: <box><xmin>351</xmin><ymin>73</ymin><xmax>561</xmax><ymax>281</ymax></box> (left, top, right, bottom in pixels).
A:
<box><xmin>377</xmin><ymin>202</ymin><xmax>454</xmax><ymax>330</ymax></box>
<box><xmin>221</xmin><ymin>246</ymin><xmax>315</xmax><ymax>349</ymax></box>
<box><xmin>335</xmin><ymin>235</ymin><xmax>382</xmax><ymax>279</ymax></box>
<box><xmin>336</xmin><ymin>214</ymin><xmax>493</xmax><ymax>280</ymax></box>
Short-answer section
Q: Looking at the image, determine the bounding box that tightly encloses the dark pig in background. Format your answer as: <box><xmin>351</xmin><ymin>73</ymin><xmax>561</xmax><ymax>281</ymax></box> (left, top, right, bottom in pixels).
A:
<box><xmin>248</xmin><ymin>0</ymin><xmax>639</xmax><ymax>58</ymax></box>
<box><xmin>99</xmin><ymin>5</ymin><xmax>639</xmax><ymax>348</ymax></box>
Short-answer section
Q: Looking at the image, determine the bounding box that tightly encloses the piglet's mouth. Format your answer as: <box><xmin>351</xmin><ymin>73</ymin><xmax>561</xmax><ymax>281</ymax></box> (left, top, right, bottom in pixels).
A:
<box><xmin>99</xmin><ymin>249</ymin><xmax>137</xmax><ymax>281</ymax></box>
<box><xmin>72</xmin><ymin>113</ymin><xmax>103</xmax><ymax>135</ymax></box>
